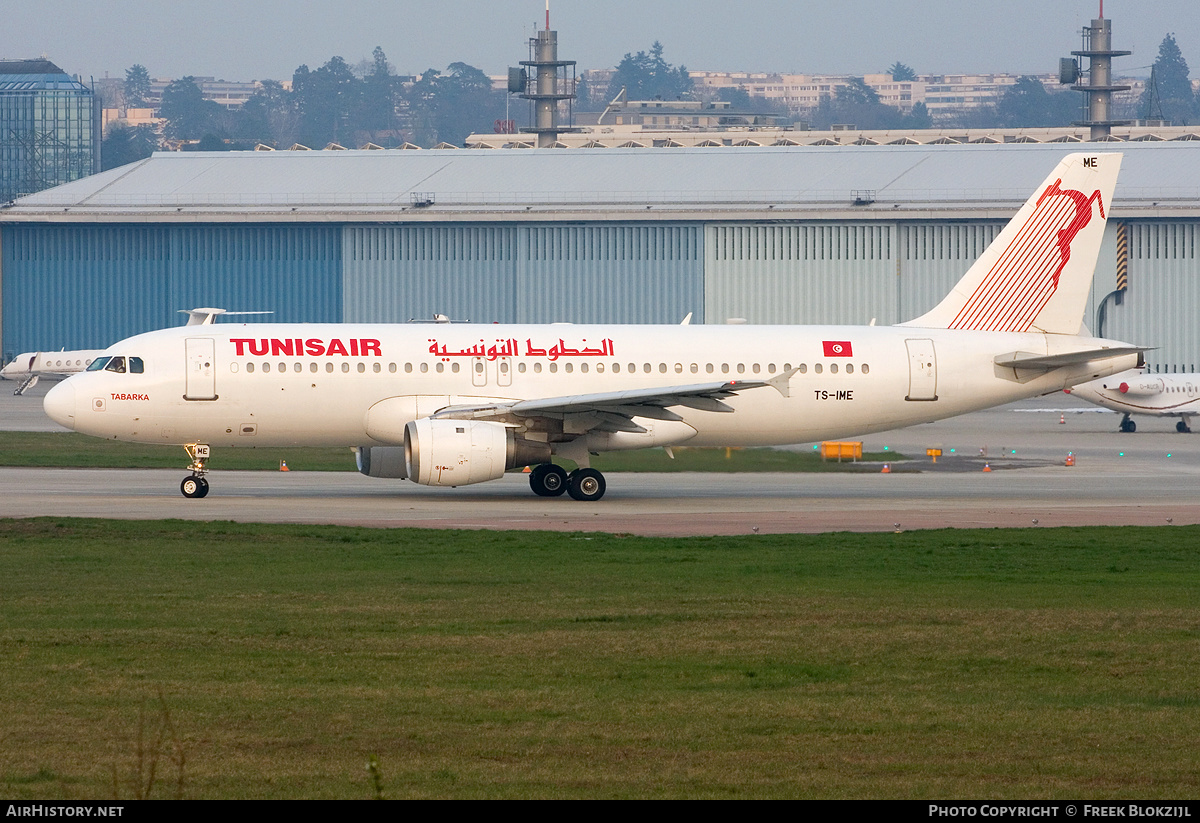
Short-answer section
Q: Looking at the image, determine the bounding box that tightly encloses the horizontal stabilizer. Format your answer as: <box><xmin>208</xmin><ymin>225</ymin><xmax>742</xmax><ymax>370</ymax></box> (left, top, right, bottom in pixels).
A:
<box><xmin>180</xmin><ymin>308</ymin><xmax>274</xmax><ymax>326</ymax></box>
<box><xmin>994</xmin><ymin>346</ymin><xmax>1150</xmax><ymax>370</ymax></box>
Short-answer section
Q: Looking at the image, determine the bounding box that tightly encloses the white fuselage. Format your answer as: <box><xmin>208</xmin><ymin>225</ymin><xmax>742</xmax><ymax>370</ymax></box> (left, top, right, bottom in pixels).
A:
<box><xmin>45</xmin><ymin>322</ymin><xmax>1139</xmax><ymax>450</ymax></box>
<box><xmin>1067</xmin><ymin>368</ymin><xmax>1200</xmax><ymax>420</ymax></box>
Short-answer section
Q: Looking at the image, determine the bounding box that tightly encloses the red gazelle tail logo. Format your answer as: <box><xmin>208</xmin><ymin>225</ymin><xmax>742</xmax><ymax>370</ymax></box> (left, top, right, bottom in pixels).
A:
<box><xmin>949</xmin><ymin>179</ymin><xmax>1106</xmax><ymax>333</ymax></box>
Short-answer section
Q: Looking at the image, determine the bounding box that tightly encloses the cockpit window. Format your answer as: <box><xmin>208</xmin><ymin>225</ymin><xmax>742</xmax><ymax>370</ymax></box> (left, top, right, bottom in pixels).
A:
<box><xmin>87</xmin><ymin>357</ymin><xmax>111</xmax><ymax>372</ymax></box>
<box><xmin>104</xmin><ymin>357</ymin><xmax>126</xmax><ymax>373</ymax></box>
<box><xmin>129</xmin><ymin>357</ymin><xmax>144</xmax><ymax>374</ymax></box>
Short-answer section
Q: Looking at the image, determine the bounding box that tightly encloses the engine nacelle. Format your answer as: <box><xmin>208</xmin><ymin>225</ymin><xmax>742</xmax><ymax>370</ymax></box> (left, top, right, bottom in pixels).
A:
<box><xmin>404</xmin><ymin>418</ymin><xmax>551</xmax><ymax>487</ymax></box>
<box><xmin>355</xmin><ymin>446</ymin><xmax>408</xmax><ymax>479</ymax></box>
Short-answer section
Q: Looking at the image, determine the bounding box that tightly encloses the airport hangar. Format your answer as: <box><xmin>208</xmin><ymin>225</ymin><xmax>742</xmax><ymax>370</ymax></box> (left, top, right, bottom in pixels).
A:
<box><xmin>1</xmin><ymin>141</ymin><xmax>1198</xmax><ymax>371</ymax></box>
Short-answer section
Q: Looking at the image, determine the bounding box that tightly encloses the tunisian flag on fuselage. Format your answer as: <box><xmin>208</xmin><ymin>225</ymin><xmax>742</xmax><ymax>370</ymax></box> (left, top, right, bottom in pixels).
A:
<box><xmin>823</xmin><ymin>340</ymin><xmax>853</xmax><ymax>357</ymax></box>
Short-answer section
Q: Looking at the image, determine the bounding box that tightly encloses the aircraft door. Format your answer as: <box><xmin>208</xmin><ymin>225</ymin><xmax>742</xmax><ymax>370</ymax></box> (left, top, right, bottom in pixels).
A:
<box><xmin>496</xmin><ymin>357</ymin><xmax>512</xmax><ymax>387</ymax></box>
<box><xmin>904</xmin><ymin>338</ymin><xmax>938</xmax><ymax>401</ymax></box>
<box><xmin>184</xmin><ymin>337</ymin><xmax>218</xmax><ymax>400</ymax></box>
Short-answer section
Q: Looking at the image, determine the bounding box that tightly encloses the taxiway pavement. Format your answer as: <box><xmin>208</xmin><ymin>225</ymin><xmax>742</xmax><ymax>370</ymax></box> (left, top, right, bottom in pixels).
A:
<box><xmin>1</xmin><ymin>379</ymin><xmax>1196</xmax><ymax>535</ymax></box>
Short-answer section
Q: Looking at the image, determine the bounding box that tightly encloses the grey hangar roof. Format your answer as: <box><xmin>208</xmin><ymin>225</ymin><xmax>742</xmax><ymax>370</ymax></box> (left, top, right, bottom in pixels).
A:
<box><xmin>6</xmin><ymin>142</ymin><xmax>1199</xmax><ymax>223</ymax></box>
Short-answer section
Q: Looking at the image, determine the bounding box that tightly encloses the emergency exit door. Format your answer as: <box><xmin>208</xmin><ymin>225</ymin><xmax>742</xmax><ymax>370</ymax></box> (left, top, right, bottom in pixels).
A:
<box><xmin>904</xmin><ymin>338</ymin><xmax>938</xmax><ymax>401</ymax></box>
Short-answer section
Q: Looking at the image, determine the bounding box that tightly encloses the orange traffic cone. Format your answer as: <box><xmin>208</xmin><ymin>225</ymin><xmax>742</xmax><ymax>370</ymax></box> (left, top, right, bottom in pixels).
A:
<box><xmin>982</xmin><ymin>463</ymin><xmax>992</xmax><ymax>472</ymax></box>
<box><xmin>279</xmin><ymin>460</ymin><xmax>290</xmax><ymax>471</ymax></box>
<box><xmin>1060</xmin><ymin>414</ymin><xmax>1066</xmax><ymax>424</ymax></box>
<box><xmin>881</xmin><ymin>463</ymin><xmax>891</xmax><ymax>473</ymax></box>
<box><xmin>1065</xmin><ymin>453</ymin><xmax>1075</xmax><ymax>466</ymax></box>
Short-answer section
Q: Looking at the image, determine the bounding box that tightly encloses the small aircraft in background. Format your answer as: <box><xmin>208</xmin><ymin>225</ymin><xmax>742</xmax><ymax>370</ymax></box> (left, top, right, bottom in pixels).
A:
<box><xmin>1</xmin><ymin>350</ymin><xmax>105</xmax><ymax>395</ymax></box>
<box><xmin>1066</xmin><ymin>368</ymin><xmax>1199</xmax><ymax>432</ymax></box>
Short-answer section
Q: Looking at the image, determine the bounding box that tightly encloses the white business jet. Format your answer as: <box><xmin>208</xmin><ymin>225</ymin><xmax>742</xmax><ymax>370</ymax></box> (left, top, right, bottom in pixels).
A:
<box><xmin>2</xmin><ymin>350</ymin><xmax>105</xmax><ymax>395</ymax></box>
<box><xmin>1066</xmin><ymin>368</ymin><xmax>1200</xmax><ymax>432</ymax></box>
<box><xmin>44</xmin><ymin>153</ymin><xmax>1144</xmax><ymax>501</ymax></box>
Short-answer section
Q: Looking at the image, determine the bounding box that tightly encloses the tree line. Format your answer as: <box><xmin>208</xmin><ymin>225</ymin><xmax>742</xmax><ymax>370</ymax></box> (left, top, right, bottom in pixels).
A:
<box><xmin>101</xmin><ymin>35</ymin><xmax>1200</xmax><ymax>171</ymax></box>
<box><xmin>102</xmin><ymin>46</ymin><xmax>508</xmax><ymax>169</ymax></box>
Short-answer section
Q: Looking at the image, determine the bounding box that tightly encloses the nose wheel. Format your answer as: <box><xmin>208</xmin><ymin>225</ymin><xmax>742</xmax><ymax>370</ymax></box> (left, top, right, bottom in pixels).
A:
<box><xmin>181</xmin><ymin>476</ymin><xmax>209</xmax><ymax>498</ymax></box>
<box><xmin>181</xmin><ymin>443</ymin><xmax>211</xmax><ymax>498</ymax></box>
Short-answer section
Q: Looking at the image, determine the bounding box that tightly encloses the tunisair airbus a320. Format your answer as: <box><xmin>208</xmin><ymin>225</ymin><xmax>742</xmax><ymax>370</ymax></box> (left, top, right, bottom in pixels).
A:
<box><xmin>44</xmin><ymin>153</ymin><xmax>1144</xmax><ymax>501</ymax></box>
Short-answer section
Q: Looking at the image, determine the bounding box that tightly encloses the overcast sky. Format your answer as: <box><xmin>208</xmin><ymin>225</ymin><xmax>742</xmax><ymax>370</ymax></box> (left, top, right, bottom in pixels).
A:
<box><xmin>5</xmin><ymin>1</ymin><xmax>1197</xmax><ymax>83</ymax></box>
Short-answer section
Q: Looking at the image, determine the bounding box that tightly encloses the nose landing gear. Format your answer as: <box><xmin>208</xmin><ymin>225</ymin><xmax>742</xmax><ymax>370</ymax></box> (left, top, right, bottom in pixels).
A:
<box><xmin>181</xmin><ymin>443</ymin><xmax>211</xmax><ymax>498</ymax></box>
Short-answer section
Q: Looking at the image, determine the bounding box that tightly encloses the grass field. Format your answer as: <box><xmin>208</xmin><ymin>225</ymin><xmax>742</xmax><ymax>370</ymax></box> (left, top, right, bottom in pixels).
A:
<box><xmin>1</xmin><ymin>518</ymin><xmax>1198</xmax><ymax>799</ymax></box>
<box><xmin>0</xmin><ymin>431</ymin><xmax>901</xmax><ymax>473</ymax></box>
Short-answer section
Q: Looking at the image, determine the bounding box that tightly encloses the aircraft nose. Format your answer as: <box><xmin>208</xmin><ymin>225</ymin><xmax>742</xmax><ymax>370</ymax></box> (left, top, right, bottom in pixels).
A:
<box><xmin>43</xmin><ymin>381</ymin><xmax>77</xmax><ymax>430</ymax></box>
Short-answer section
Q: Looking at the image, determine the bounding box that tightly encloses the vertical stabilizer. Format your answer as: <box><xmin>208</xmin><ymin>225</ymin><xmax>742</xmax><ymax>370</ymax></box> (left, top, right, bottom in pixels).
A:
<box><xmin>902</xmin><ymin>152</ymin><xmax>1121</xmax><ymax>334</ymax></box>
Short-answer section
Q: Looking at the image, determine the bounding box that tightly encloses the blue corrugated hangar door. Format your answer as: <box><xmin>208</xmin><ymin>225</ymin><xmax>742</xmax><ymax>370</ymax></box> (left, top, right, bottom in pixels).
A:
<box><xmin>516</xmin><ymin>224</ymin><xmax>704</xmax><ymax>324</ymax></box>
<box><xmin>342</xmin><ymin>225</ymin><xmax>518</xmax><ymax>323</ymax></box>
<box><xmin>169</xmin><ymin>225</ymin><xmax>342</xmax><ymax>324</ymax></box>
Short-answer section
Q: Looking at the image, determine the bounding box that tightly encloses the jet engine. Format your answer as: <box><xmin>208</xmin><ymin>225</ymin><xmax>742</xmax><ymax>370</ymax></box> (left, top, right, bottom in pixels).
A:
<box><xmin>355</xmin><ymin>446</ymin><xmax>408</xmax><ymax>479</ymax></box>
<box><xmin>404</xmin><ymin>418</ymin><xmax>551</xmax><ymax>487</ymax></box>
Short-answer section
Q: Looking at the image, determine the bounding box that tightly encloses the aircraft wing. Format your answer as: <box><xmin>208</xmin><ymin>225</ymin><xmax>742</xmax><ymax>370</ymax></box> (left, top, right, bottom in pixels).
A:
<box><xmin>431</xmin><ymin>372</ymin><xmax>794</xmax><ymax>434</ymax></box>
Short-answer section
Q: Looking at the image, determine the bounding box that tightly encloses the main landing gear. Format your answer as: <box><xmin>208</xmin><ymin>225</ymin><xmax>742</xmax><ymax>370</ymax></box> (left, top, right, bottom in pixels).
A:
<box><xmin>180</xmin><ymin>443</ymin><xmax>210</xmax><ymax>498</ymax></box>
<box><xmin>528</xmin><ymin>463</ymin><xmax>607</xmax><ymax>501</ymax></box>
<box><xmin>1118</xmin><ymin>414</ymin><xmax>1193</xmax><ymax>433</ymax></box>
